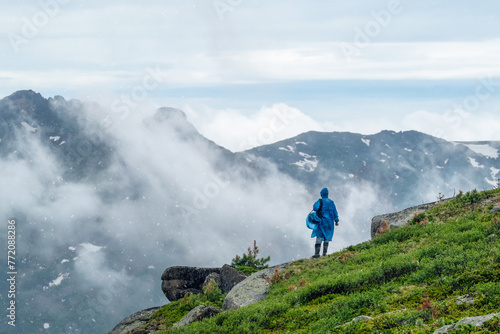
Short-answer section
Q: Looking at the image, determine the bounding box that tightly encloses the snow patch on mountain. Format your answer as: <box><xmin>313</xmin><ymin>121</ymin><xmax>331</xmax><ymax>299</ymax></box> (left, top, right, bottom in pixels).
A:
<box><xmin>44</xmin><ymin>273</ymin><xmax>70</xmax><ymax>290</ymax></box>
<box><xmin>21</xmin><ymin>121</ymin><xmax>37</xmax><ymax>132</ymax></box>
<box><xmin>80</xmin><ymin>243</ymin><xmax>104</xmax><ymax>252</ymax></box>
<box><xmin>279</xmin><ymin>145</ymin><xmax>295</xmax><ymax>153</ymax></box>
<box><xmin>361</xmin><ymin>138</ymin><xmax>370</xmax><ymax>146</ymax></box>
<box><xmin>462</xmin><ymin>144</ymin><xmax>499</xmax><ymax>159</ymax></box>
<box><xmin>489</xmin><ymin>167</ymin><xmax>500</xmax><ymax>187</ymax></box>
<box><xmin>468</xmin><ymin>157</ymin><xmax>485</xmax><ymax>168</ymax></box>
<box><xmin>292</xmin><ymin>152</ymin><xmax>318</xmax><ymax>172</ymax></box>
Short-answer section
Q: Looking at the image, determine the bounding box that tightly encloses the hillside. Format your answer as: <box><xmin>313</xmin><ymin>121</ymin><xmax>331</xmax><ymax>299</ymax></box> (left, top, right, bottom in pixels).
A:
<box><xmin>141</xmin><ymin>188</ymin><xmax>500</xmax><ymax>333</ymax></box>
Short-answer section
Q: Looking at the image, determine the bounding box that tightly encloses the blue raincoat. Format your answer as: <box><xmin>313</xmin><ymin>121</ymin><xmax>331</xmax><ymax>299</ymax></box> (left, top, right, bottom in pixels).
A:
<box><xmin>310</xmin><ymin>188</ymin><xmax>339</xmax><ymax>242</ymax></box>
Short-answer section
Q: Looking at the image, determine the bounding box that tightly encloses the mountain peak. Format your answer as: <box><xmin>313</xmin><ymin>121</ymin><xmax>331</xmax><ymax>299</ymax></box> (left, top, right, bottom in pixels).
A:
<box><xmin>7</xmin><ymin>89</ymin><xmax>43</xmax><ymax>100</ymax></box>
<box><xmin>4</xmin><ymin>89</ymin><xmax>49</xmax><ymax>115</ymax></box>
<box><xmin>148</xmin><ymin>107</ymin><xmax>201</xmax><ymax>141</ymax></box>
<box><xmin>153</xmin><ymin>107</ymin><xmax>187</xmax><ymax>122</ymax></box>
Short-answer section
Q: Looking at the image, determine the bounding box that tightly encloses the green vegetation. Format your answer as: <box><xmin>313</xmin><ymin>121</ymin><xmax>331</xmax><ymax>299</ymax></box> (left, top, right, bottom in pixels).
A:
<box><xmin>140</xmin><ymin>279</ymin><xmax>225</xmax><ymax>332</ymax></box>
<box><xmin>155</xmin><ymin>188</ymin><xmax>500</xmax><ymax>333</ymax></box>
<box><xmin>230</xmin><ymin>240</ymin><xmax>270</xmax><ymax>275</ymax></box>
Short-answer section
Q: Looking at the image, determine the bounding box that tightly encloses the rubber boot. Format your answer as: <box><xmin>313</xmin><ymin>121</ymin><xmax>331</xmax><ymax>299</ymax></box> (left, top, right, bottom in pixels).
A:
<box><xmin>312</xmin><ymin>244</ymin><xmax>321</xmax><ymax>258</ymax></box>
<box><xmin>322</xmin><ymin>242</ymin><xmax>329</xmax><ymax>256</ymax></box>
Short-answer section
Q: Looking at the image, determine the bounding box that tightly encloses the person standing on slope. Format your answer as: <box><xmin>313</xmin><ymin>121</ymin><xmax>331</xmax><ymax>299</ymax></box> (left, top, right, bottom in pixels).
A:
<box><xmin>311</xmin><ymin>187</ymin><xmax>339</xmax><ymax>258</ymax></box>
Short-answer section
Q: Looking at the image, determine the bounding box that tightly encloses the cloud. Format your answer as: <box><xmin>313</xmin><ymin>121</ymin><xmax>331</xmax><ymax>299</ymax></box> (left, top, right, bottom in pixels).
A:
<box><xmin>402</xmin><ymin>109</ymin><xmax>500</xmax><ymax>142</ymax></box>
<box><xmin>183</xmin><ymin>103</ymin><xmax>325</xmax><ymax>151</ymax></box>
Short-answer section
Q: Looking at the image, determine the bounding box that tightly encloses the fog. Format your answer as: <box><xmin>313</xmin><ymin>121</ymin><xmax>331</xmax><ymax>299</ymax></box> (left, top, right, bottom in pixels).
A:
<box><xmin>0</xmin><ymin>96</ymin><xmax>387</xmax><ymax>333</ymax></box>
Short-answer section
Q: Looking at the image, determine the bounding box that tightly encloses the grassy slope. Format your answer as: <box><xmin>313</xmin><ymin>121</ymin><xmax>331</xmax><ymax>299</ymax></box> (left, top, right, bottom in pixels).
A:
<box><xmin>154</xmin><ymin>188</ymin><xmax>500</xmax><ymax>333</ymax></box>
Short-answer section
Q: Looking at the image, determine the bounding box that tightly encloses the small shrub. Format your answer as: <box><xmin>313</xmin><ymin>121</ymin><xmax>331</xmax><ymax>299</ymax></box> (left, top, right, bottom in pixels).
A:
<box><xmin>339</xmin><ymin>251</ymin><xmax>358</xmax><ymax>263</ymax></box>
<box><xmin>377</xmin><ymin>220</ymin><xmax>389</xmax><ymax>235</ymax></box>
<box><xmin>409</xmin><ymin>212</ymin><xmax>427</xmax><ymax>225</ymax></box>
<box><xmin>203</xmin><ymin>279</ymin><xmax>224</xmax><ymax>305</ymax></box>
<box><xmin>288</xmin><ymin>278</ymin><xmax>309</xmax><ymax>291</ymax></box>
<box><xmin>231</xmin><ymin>240</ymin><xmax>270</xmax><ymax>275</ymax></box>
<box><xmin>265</xmin><ymin>269</ymin><xmax>290</xmax><ymax>285</ymax></box>
<box><xmin>179</xmin><ymin>292</ymin><xmax>202</xmax><ymax>312</ymax></box>
<box><xmin>454</xmin><ymin>189</ymin><xmax>486</xmax><ymax>206</ymax></box>
<box><xmin>416</xmin><ymin>297</ymin><xmax>438</xmax><ymax>319</ymax></box>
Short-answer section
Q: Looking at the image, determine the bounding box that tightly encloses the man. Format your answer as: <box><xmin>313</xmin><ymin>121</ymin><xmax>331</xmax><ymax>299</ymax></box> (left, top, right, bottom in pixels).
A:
<box><xmin>311</xmin><ymin>187</ymin><xmax>339</xmax><ymax>258</ymax></box>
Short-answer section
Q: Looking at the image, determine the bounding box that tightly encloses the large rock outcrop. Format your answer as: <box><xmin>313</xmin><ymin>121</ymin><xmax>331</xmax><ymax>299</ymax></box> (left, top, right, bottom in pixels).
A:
<box><xmin>223</xmin><ymin>262</ymin><xmax>291</xmax><ymax>310</ymax></box>
<box><xmin>172</xmin><ymin>305</ymin><xmax>220</xmax><ymax>329</ymax></box>
<box><xmin>161</xmin><ymin>264</ymin><xmax>246</xmax><ymax>301</ymax></box>
<box><xmin>108</xmin><ymin>306</ymin><xmax>161</xmax><ymax>334</ymax></box>
<box><xmin>371</xmin><ymin>199</ymin><xmax>451</xmax><ymax>238</ymax></box>
<box><xmin>434</xmin><ymin>312</ymin><xmax>500</xmax><ymax>333</ymax></box>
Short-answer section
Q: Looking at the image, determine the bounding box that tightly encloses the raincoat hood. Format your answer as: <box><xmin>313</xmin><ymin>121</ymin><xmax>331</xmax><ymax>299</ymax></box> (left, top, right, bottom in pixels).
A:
<box><xmin>320</xmin><ymin>188</ymin><xmax>329</xmax><ymax>198</ymax></box>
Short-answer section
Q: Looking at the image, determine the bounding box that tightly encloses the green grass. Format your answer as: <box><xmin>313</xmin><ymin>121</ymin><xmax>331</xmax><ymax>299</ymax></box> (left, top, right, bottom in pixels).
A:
<box><xmin>153</xmin><ymin>188</ymin><xmax>500</xmax><ymax>333</ymax></box>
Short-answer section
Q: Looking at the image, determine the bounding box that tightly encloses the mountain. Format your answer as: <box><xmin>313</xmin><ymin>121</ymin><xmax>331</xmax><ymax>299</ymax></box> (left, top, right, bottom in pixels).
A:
<box><xmin>0</xmin><ymin>90</ymin><xmax>499</xmax><ymax>333</ymax></box>
<box><xmin>245</xmin><ymin>130</ymin><xmax>500</xmax><ymax>209</ymax></box>
<box><xmin>0</xmin><ymin>90</ymin><xmax>115</xmax><ymax>181</ymax></box>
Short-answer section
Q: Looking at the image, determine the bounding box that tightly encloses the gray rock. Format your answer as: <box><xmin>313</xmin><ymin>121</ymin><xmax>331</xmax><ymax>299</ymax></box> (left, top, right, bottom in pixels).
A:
<box><xmin>455</xmin><ymin>294</ymin><xmax>474</xmax><ymax>305</ymax></box>
<box><xmin>219</xmin><ymin>264</ymin><xmax>247</xmax><ymax>293</ymax></box>
<box><xmin>203</xmin><ymin>272</ymin><xmax>222</xmax><ymax>290</ymax></box>
<box><xmin>371</xmin><ymin>199</ymin><xmax>451</xmax><ymax>238</ymax></box>
<box><xmin>172</xmin><ymin>305</ymin><xmax>220</xmax><ymax>329</ymax></box>
<box><xmin>222</xmin><ymin>262</ymin><xmax>291</xmax><ymax>310</ymax></box>
<box><xmin>161</xmin><ymin>266</ymin><xmax>221</xmax><ymax>301</ymax></box>
<box><xmin>434</xmin><ymin>312</ymin><xmax>500</xmax><ymax>333</ymax></box>
<box><xmin>350</xmin><ymin>315</ymin><xmax>373</xmax><ymax>322</ymax></box>
<box><xmin>108</xmin><ymin>306</ymin><xmax>161</xmax><ymax>334</ymax></box>
<box><xmin>161</xmin><ymin>264</ymin><xmax>246</xmax><ymax>302</ymax></box>
<box><xmin>492</xmin><ymin>203</ymin><xmax>500</xmax><ymax>214</ymax></box>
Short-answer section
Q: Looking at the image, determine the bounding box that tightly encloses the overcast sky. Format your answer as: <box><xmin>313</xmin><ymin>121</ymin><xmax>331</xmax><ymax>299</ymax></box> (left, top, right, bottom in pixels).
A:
<box><xmin>2</xmin><ymin>0</ymin><xmax>500</xmax><ymax>150</ymax></box>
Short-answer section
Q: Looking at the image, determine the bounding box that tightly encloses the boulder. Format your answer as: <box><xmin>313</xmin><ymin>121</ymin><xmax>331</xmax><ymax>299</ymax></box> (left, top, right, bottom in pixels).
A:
<box><xmin>172</xmin><ymin>305</ymin><xmax>220</xmax><ymax>329</ymax></box>
<box><xmin>108</xmin><ymin>306</ymin><xmax>161</xmax><ymax>334</ymax></box>
<box><xmin>220</xmin><ymin>264</ymin><xmax>247</xmax><ymax>293</ymax></box>
<box><xmin>434</xmin><ymin>312</ymin><xmax>500</xmax><ymax>333</ymax></box>
<box><xmin>371</xmin><ymin>199</ymin><xmax>451</xmax><ymax>238</ymax></box>
<box><xmin>161</xmin><ymin>266</ymin><xmax>220</xmax><ymax>301</ymax></box>
<box><xmin>161</xmin><ymin>265</ymin><xmax>246</xmax><ymax>301</ymax></box>
<box><xmin>350</xmin><ymin>315</ymin><xmax>373</xmax><ymax>322</ymax></box>
<box><xmin>455</xmin><ymin>294</ymin><xmax>474</xmax><ymax>305</ymax></box>
<box><xmin>492</xmin><ymin>203</ymin><xmax>500</xmax><ymax>214</ymax></box>
<box><xmin>203</xmin><ymin>272</ymin><xmax>222</xmax><ymax>290</ymax></box>
<box><xmin>223</xmin><ymin>262</ymin><xmax>291</xmax><ymax>310</ymax></box>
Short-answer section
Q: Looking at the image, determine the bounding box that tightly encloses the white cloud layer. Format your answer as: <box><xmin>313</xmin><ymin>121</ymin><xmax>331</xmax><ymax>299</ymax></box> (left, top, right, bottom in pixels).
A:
<box><xmin>1</xmin><ymin>0</ymin><xmax>500</xmax><ymax>143</ymax></box>
<box><xmin>184</xmin><ymin>103</ymin><xmax>324</xmax><ymax>151</ymax></box>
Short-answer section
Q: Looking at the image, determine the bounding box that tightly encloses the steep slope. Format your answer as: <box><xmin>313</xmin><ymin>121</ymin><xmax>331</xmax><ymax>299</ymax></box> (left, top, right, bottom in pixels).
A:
<box><xmin>149</xmin><ymin>188</ymin><xmax>500</xmax><ymax>333</ymax></box>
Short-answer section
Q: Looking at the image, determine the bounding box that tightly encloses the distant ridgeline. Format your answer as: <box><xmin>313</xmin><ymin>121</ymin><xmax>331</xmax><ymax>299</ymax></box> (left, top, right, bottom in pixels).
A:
<box><xmin>246</xmin><ymin>130</ymin><xmax>500</xmax><ymax>209</ymax></box>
